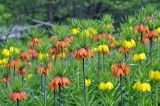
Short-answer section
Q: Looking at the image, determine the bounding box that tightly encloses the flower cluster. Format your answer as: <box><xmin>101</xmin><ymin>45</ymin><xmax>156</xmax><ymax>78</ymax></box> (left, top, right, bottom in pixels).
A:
<box><xmin>0</xmin><ymin>58</ymin><xmax>8</xmax><ymax>66</ymax></box>
<box><xmin>2</xmin><ymin>47</ymin><xmax>20</xmax><ymax>57</ymax></box>
<box><xmin>133</xmin><ymin>82</ymin><xmax>151</xmax><ymax>92</ymax></box>
<box><xmin>149</xmin><ymin>70</ymin><xmax>160</xmax><ymax>80</ymax></box>
<box><xmin>49</xmin><ymin>76</ymin><xmax>70</xmax><ymax>90</ymax></box>
<box><xmin>10</xmin><ymin>91</ymin><xmax>27</xmax><ymax>101</ymax></box>
<box><xmin>132</xmin><ymin>52</ymin><xmax>146</xmax><ymax>61</ymax></box>
<box><xmin>74</xmin><ymin>48</ymin><xmax>92</xmax><ymax>60</ymax></box>
<box><xmin>85</xmin><ymin>28</ymin><xmax>97</xmax><ymax>37</ymax></box>
<box><xmin>112</xmin><ymin>63</ymin><xmax>130</xmax><ymax>77</ymax></box>
<box><xmin>98</xmin><ymin>82</ymin><xmax>114</xmax><ymax>91</ymax></box>
<box><xmin>93</xmin><ymin>44</ymin><xmax>110</xmax><ymax>54</ymax></box>
<box><xmin>122</xmin><ymin>39</ymin><xmax>136</xmax><ymax>49</ymax></box>
<box><xmin>71</xmin><ymin>28</ymin><xmax>80</xmax><ymax>35</ymax></box>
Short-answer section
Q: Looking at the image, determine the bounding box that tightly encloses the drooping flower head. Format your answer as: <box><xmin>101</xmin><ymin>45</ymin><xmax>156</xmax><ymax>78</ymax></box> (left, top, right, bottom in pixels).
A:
<box><xmin>10</xmin><ymin>91</ymin><xmax>27</xmax><ymax>101</ymax></box>
<box><xmin>133</xmin><ymin>81</ymin><xmax>151</xmax><ymax>92</ymax></box>
<box><xmin>49</xmin><ymin>76</ymin><xmax>70</xmax><ymax>90</ymax></box>
<box><xmin>85</xmin><ymin>79</ymin><xmax>91</xmax><ymax>87</ymax></box>
<box><xmin>74</xmin><ymin>48</ymin><xmax>93</xmax><ymax>60</ymax></box>
<box><xmin>98</xmin><ymin>82</ymin><xmax>114</xmax><ymax>91</ymax></box>
<box><xmin>112</xmin><ymin>62</ymin><xmax>130</xmax><ymax>77</ymax></box>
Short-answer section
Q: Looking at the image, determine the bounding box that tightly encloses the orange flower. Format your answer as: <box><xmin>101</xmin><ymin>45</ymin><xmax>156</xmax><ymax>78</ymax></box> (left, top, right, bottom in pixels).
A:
<box><xmin>142</xmin><ymin>36</ymin><xmax>149</xmax><ymax>44</ymax></box>
<box><xmin>64</xmin><ymin>35</ymin><xmax>74</xmax><ymax>43</ymax></box>
<box><xmin>10</xmin><ymin>91</ymin><xmax>27</xmax><ymax>101</ymax></box>
<box><xmin>74</xmin><ymin>48</ymin><xmax>93</xmax><ymax>60</ymax></box>
<box><xmin>106</xmin><ymin>34</ymin><xmax>115</xmax><ymax>41</ymax></box>
<box><xmin>49</xmin><ymin>48</ymin><xmax>61</xmax><ymax>55</ymax></box>
<box><xmin>2</xmin><ymin>75</ymin><xmax>10</xmax><ymax>84</ymax></box>
<box><xmin>27</xmin><ymin>49</ymin><xmax>39</xmax><ymax>58</ymax></box>
<box><xmin>49</xmin><ymin>76</ymin><xmax>70</xmax><ymax>90</ymax></box>
<box><xmin>135</xmin><ymin>24</ymin><xmax>149</xmax><ymax>34</ymax></box>
<box><xmin>112</xmin><ymin>63</ymin><xmax>130</xmax><ymax>77</ymax></box>
<box><xmin>92</xmin><ymin>34</ymin><xmax>106</xmax><ymax>41</ymax></box>
<box><xmin>92</xmin><ymin>34</ymin><xmax>114</xmax><ymax>41</ymax></box>
<box><xmin>56</xmin><ymin>40</ymin><xmax>68</xmax><ymax>48</ymax></box>
<box><xmin>37</xmin><ymin>66</ymin><xmax>49</xmax><ymax>75</ymax></box>
<box><xmin>145</xmin><ymin>30</ymin><xmax>158</xmax><ymax>39</ymax></box>
<box><xmin>19</xmin><ymin>53</ymin><xmax>31</xmax><ymax>60</ymax></box>
<box><xmin>118</xmin><ymin>47</ymin><xmax>129</xmax><ymax>55</ymax></box>
<box><xmin>7</xmin><ymin>60</ymin><xmax>21</xmax><ymax>69</ymax></box>
<box><xmin>28</xmin><ymin>38</ymin><xmax>41</xmax><ymax>47</ymax></box>
<box><xmin>18</xmin><ymin>68</ymin><xmax>27</xmax><ymax>76</ymax></box>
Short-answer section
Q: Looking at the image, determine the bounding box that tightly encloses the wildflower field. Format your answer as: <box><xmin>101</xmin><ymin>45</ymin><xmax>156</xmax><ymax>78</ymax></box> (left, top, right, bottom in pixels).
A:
<box><xmin>1</xmin><ymin>4</ymin><xmax>160</xmax><ymax>106</ymax></box>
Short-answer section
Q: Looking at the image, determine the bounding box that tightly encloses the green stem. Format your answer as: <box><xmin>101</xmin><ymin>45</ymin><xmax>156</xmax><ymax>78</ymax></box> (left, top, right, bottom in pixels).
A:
<box><xmin>102</xmin><ymin>53</ymin><xmax>104</xmax><ymax>72</ymax></box>
<box><xmin>17</xmin><ymin>100</ymin><xmax>19</xmax><ymax>106</ymax></box>
<box><xmin>149</xmin><ymin>38</ymin><xmax>153</xmax><ymax>61</ymax></box>
<box><xmin>53</xmin><ymin>89</ymin><xmax>56</xmax><ymax>106</ymax></box>
<box><xmin>120</xmin><ymin>76</ymin><xmax>123</xmax><ymax>106</ymax></box>
<box><xmin>58</xmin><ymin>86</ymin><xmax>61</xmax><ymax>106</ymax></box>
<box><xmin>98</xmin><ymin>53</ymin><xmax>100</xmax><ymax>77</ymax></box>
<box><xmin>82</xmin><ymin>58</ymin><xmax>86</xmax><ymax>105</ymax></box>
<box><xmin>44</xmin><ymin>75</ymin><xmax>46</xmax><ymax>106</ymax></box>
<box><xmin>158</xmin><ymin>37</ymin><xmax>159</xmax><ymax>68</ymax></box>
<box><xmin>156</xmin><ymin>85</ymin><xmax>159</xmax><ymax>106</ymax></box>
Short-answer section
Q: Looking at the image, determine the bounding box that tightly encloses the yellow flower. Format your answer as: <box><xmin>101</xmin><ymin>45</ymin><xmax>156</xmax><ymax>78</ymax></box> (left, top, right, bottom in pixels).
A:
<box><xmin>92</xmin><ymin>48</ymin><xmax>97</xmax><ymax>52</ymax></box>
<box><xmin>149</xmin><ymin>70</ymin><xmax>155</xmax><ymax>79</ymax></box>
<box><xmin>99</xmin><ymin>82</ymin><xmax>107</xmax><ymax>91</ymax></box>
<box><xmin>9</xmin><ymin>47</ymin><xmax>14</xmax><ymax>53</ymax></box>
<box><xmin>122</xmin><ymin>39</ymin><xmax>136</xmax><ymax>48</ymax></box>
<box><xmin>38</xmin><ymin>53</ymin><xmax>48</xmax><ymax>61</ymax></box>
<box><xmin>38</xmin><ymin>53</ymin><xmax>43</xmax><ymax>61</ymax></box>
<box><xmin>28</xmin><ymin>73</ymin><xmax>33</xmax><ymax>79</ymax></box>
<box><xmin>58</xmin><ymin>52</ymin><xmax>66</xmax><ymax>59</ymax></box>
<box><xmin>139</xmin><ymin>52</ymin><xmax>146</xmax><ymax>60</ymax></box>
<box><xmin>149</xmin><ymin>70</ymin><xmax>160</xmax><ymax>80</ymax></box>
<box><xmin>141</xmin><ymin>83</ymin><xmax>151</xmax><ymax>92</ymax></box>
<box><xmin>130</xmin><ymin>39</ymin><xmax>136</xmax><ymax>47</ymax></box>
<box><xmin>133</xmin><ymin>54</ymin><xmax>139</xmax><ymax>61</ymax></box>
<box><xmin>133</xmin><ymin>53</ymin><xmax>146</xmax><ymax>61</ymax></box>
<box><xmin>156</xmin><ymin>27</ymin><xmax>160</xmax><ymax>34</ymax></box>
<box><xmin>97</xmin><ymin>45</ymin><xmax>109</xmax><ymax>53</ymax></box>
<box><xmin>105</xmin><ymin>82</ymin><xmax>114</xmax><ymax>90</ymax></box>
<box><xmin>85</xmin><ymin>28</ymin><xmax>97</xmax><ymax>37</ymax></box>
<box><xmin>2</xmin><ymin>49</ymin><xmax>10</xmax><ymax>57</ymax></box>
<box><xmin>133</xmin><ymin>82</ymin><xmax>151</xmax><ymax>92</ymax></box>
<box><xmin>71</xmin><ymin>28</ymin><xmax>80</xmax><ymax>35</ymax></box>
<box><xmin>133</xmin><ymin>81</ymin><xmax>141</xmax><ymax>90</ymax></box>
<box><xmin>85</xmin><ymin>79</ymin><xmax>91</xmax><ymax>87</ymax></box>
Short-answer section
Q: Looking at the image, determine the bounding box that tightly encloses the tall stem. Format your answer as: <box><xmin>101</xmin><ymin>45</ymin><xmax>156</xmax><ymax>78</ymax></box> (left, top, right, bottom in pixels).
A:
<box><xmin>120</xmin><ymin>76</ymin><xmax>123</xmax><ymax>106</ymax></box>
<box><xmin>22</xmin><ymin>75</ymin><xmax>24</xmax><ymax>86</ymax></box>
<box><xmin>82</xmin><ymin>58</ymin><xmax>86</xmax><ymax>104</ymax></box>
<box><xmin>140</xmin><ymin>33</ymin><xmax>143</xmax><ymax>43</ymax></box>
<box><xmin>98</xmin><ymin>53</ymin><xmax>100</xmax><ymax>77</ymax></box>
<box><xmin>40</xmin><ymin>75</ymin><xmax>43</xmax><ymax>95</ymax></box>
<box><xmin>158</xmin><ymin>37</ymin><xmax>159</xmax><ymax>68</ymax></box>
<box><xmin>156</xmin><ymin>84</ymin><xmax>159</xmax><ymax>106</ymax></box>
<box><xmin>61</xmin><ymin>48</ymin><xmax>64</xmax><ymax>69</ymax></box>
<box><xmin>102</xmin><ymin>53</ymin><xmax>104</xmax><ymax>72</ymax></box>
<box><xmin>58</xmin><ymin>86</ymin><xmax>61</xmax><ymax>106</ymax></box>
<box><xmin>44</xmin><ymin>75</ymin><xmax>46</xmax><ymax>106</ymax></box>
<box><xmin>53</xmin><ymin>89</ymin><xmax>56</xmax><ymax>106</ymax></box>
<box><xmin>13</xmin><ymin>67</ymin><xmax>15</xmax><ymax>80</ymax></box>
<box><xmin>149</xmin><ymin>38</ymin><xmax>153</xmax><ymax>61</ymax></box>
<box><xmin>17</xmin><ymin>100</ymin><xmax>19</xmax><ymax>106</ymax></box>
